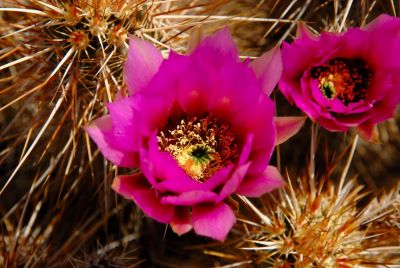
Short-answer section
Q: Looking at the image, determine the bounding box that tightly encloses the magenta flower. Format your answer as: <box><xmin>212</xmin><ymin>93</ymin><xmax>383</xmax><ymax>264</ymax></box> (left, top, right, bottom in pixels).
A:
<box><xmin>279</xmin><ymin>14</ymin><xmax>400</xmax><ymax>140</ymax></box>
<box><xmin>86</xmin><ymin>29</ymin><xmax>303</xmax><ymax>241</ymax></box>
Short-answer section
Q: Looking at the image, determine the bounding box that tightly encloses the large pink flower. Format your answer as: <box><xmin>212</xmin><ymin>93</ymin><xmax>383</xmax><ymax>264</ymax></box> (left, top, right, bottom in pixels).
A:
<box><xmin>279</xmin><ymin>14</ymin><xmax>400</xmax><ymax>140</ymax></box>
<box><xmin>86</xmin><ymin>29</ymin><xmax>303</xmax><ymax>241</ymax></box>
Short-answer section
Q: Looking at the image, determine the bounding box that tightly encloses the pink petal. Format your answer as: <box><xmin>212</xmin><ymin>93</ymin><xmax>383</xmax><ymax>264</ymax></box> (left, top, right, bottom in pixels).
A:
<box><xmin>153</xmin><ymin>156</ymin><xmax>205</xmax><ymax>192</ymax></box>
<box><xmin>175</xmin><ymin>56</ymin><xmax>219</xmax><ymax>116</ymax></box>
<box><xmin>192</xmin><ymin>202</ymin><xmax>236</xmax><ymax>241</ymax></box>
<box><xmin>296</xmin><ymin>21</ymin><xmax>317</xmax><ymax>39</ymax></box>
<box><xmin>85</xmin><ymin>116</ymin><xmax>138</xmax><ymax>167</ymax></box>
<box><xmin>192</xmin><ymin>28</ymin><xmax>238</xmax><ymax>61</ymax></box>
<box><xmin>112</xmin><ymin>174</ymin><xmax>174</xmax><ymax>223</ymax></box>
<box><xmin>144</xmin><ymin>134</ymin><xmax>203</xmax><ymax>193</ymax></box>
<box><xmin>218</xmin><ymin>162</ymin><xmax>251</xmax><ymax>200</ymax></box>
<box><xmin>170</xmin><ymin>207</ymin><xmax>192</xmax><ymax>236</ymax></box>
<box><xmin>274</xmin><ymin>116</ymin><xmax>306</xmax><ymax>145</ymax></box>
<box><xmin>250</xmin><ymin>45</ymin><xmax>282</xmax><ymax>96</ymax></box>
<box><xmin>202</xmin><ymin>165</ymin><xmax>234</xmax><ymax>191</ymax></box>
<box><xmin>107</xmin><ymin>97</ymin><xmax>139</xmax><ymax>152</ymax></box>
<box><xmin>209</xmin><ymin>58</ymin><xmax>262</xmax><ymax>118</ymax></box>
<box><xmin>237</xmin><ymin>134</ymin><xmax>254</xmax><ymax>166</ymax></box>
<box><xmin>363</xmin><ymin>14</ymin><xmax>400</xmax><ymax>35</ymax></box>
<box><xmin>136</xmin><ymin>94</ymin><xmax>174</xmax><ymax>137</ymax></box>
<box><xmin>124</xmin><ymin>36</ymin><xmax>163</xmax><ymax>95</ymax></box>
<box><xmin>356</xmin><ymin>122</ymin><xmax>380</xmax><ymax>143</ymax></box>
<box><xmin>236</xmin><ymin>165</ymin><xmax>284</xmax><ymax>197</ymax></box>
<box><xmin>161</xmin><ymin>191</ymin><xmax>219</xmax><ymax>206</ymax></box>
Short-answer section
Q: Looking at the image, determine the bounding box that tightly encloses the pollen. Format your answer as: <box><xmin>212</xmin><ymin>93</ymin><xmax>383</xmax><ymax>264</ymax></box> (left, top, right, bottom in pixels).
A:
<box><xmin>310</xmin><ymin>58</ymin><xmax>373</xmax><ymax>105</ymax></box>
<box><xmin>158</xmin><ymin>115</ymin><xmax>239</xmax><ymax>182</ymax></box>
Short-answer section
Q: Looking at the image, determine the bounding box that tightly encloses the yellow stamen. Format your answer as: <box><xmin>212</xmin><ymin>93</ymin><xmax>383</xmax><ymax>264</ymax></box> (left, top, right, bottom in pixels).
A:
<box><xmin>158</xmin><ymin>115</ymin><xmax>238</xmax><ymax>182</ymax></box>
<box><xmin>311</xmin><ymin>58</ymin><xmax>373</xmax><ymax>105</ymax></box>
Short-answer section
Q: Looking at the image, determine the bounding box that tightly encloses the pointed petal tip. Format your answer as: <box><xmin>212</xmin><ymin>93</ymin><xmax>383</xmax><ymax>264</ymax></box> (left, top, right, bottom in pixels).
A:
<box><xmin>188</xmin><ymin>27</ymin><xmax>231</xmax><ymax>53</ymax></box>
<box><xmin>85</xmin><ymin>115</ymin><xmax>112</xmax><ymax>133</ymax></box>
<box><xmin>236</xmin><ymin>165</ymin><xmax>284</xmax><ymax>197</ymax></box>
<box><xmin>85</xmin><ymin>116</ymin><xmax>137</xmax><ymax>167</ymax></box>
<box><xmin>125</xmin><ymin>35</ymin><xmax>163</xmax><ymax>94</ymax></box>
<box><xmin>296</xmin><ymin>21</ymin><xmax>317</xmax><ymax>39</ymax></box>
<box><xmin>251</xmin><ymin>44</ymin><xmax>282</xmax><ymax>96</ymax></box>
<box><xmin>111</xmin><ymin>176</ymin><xmax>120</xmax><ymax>192</ymax></box>
<box><xmin>111</xmin><ymin>175</ymin><xmax>127</xmax><ymax>195</ymax></box>
<box><xmin>111</xmin><ymin>174</ymin><xmax>142</xmax><ymax>199</ymax></box>
<box><xmin>112</xmin><ymin>173</ymin><xmax>175</xmax><ymax>224</ymax></box>
<box><xmin>274</xmin><ymin>116</ymin><xmax>306</xmax><ymax>145</ymax></box>
<box><xmin>265</xmin><ymin>165</ymin><xmax>285</xmax><ymax>187</ymax></box>
<box><xmin>363</xmin><ymin>14</ymin><xmax>400</xmax><ymax>33</ymax></box>
<box><xmin>356</xmin><ymin>123</ymin><xmax>381</xmax><ymax>143</ymax></box>
<box><xmin>170</xmin><ymin>222</ymin><xmax>193</xmax><ymax>236</ymax></box>
<box><xmin>169</xmin><ymin>207</ymin><xmax>192</xmax><ymax>236</ymax></box>
<box><xmin>192</xmin><ymin>27</ymin><xmax>238</xmax><ymax>59</ymax></box>
<box><xmin>192</xmin><ymin>202</ymin><xmax>236</xmax><ymax>241</ymax></box>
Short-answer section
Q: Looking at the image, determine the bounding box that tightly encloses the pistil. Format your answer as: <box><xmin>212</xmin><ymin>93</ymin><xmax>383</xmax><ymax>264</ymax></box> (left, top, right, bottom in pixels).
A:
<box><xmin>158</xmin><ymin>115</ymin><xmax>239</xmax><ymax>182</ymax></box>
<box><xmin>310</xmin><ymin>58</ymin><xmax>373</xmax><ymax>105</ymax></box>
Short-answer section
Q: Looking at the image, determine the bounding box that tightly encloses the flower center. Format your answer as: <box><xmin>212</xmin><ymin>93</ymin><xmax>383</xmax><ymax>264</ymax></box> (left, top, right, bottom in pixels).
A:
<box><xmin>158</xmin><ymin>115</ymin><xmax>239</xmax><ymax>182</ymax></box>
<box><xmin>310</xmin><ymin>58</ymin><xmax>373</xmax><ymax>105</ymax></box>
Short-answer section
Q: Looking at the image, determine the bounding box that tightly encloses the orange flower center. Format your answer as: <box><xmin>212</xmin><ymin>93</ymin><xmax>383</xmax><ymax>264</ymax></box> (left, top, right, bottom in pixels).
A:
<box><xmin>310</xmin><ymin>58</ymin><xmax>373</xmax><ymax>105</ymax></box>
<box><xmin>158</xmin><ymin>115</ymin><xmax>239</xmax><ymax>182</ymax></box>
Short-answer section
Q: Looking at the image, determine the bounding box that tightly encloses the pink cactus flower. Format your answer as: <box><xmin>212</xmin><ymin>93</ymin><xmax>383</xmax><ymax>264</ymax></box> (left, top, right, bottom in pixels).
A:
<box><xmin>86</xmin><ymin>29</ymin><xmax>303</xmax><ymax>241</ymax></box>
<box><xmin>279</xmin><ymin>14</ymin><xmax>400</xmax><ymax>140</ymax></box>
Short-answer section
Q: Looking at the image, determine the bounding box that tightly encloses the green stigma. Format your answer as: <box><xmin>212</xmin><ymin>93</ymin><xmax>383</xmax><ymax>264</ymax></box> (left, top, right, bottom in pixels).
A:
<box><xmin>321</xmin><ymin>80</ymin><xmax>336</xmax><ymax>100</ymax></box>
<box><xmin>157</xmin><ymin>115</ymin><xmax>239</xmax><ymax>182</ymax></box>
<box><xmin>190</xmin><ymin>145</ymin><xmax>215</xmax><ymax>165</ymax></box>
